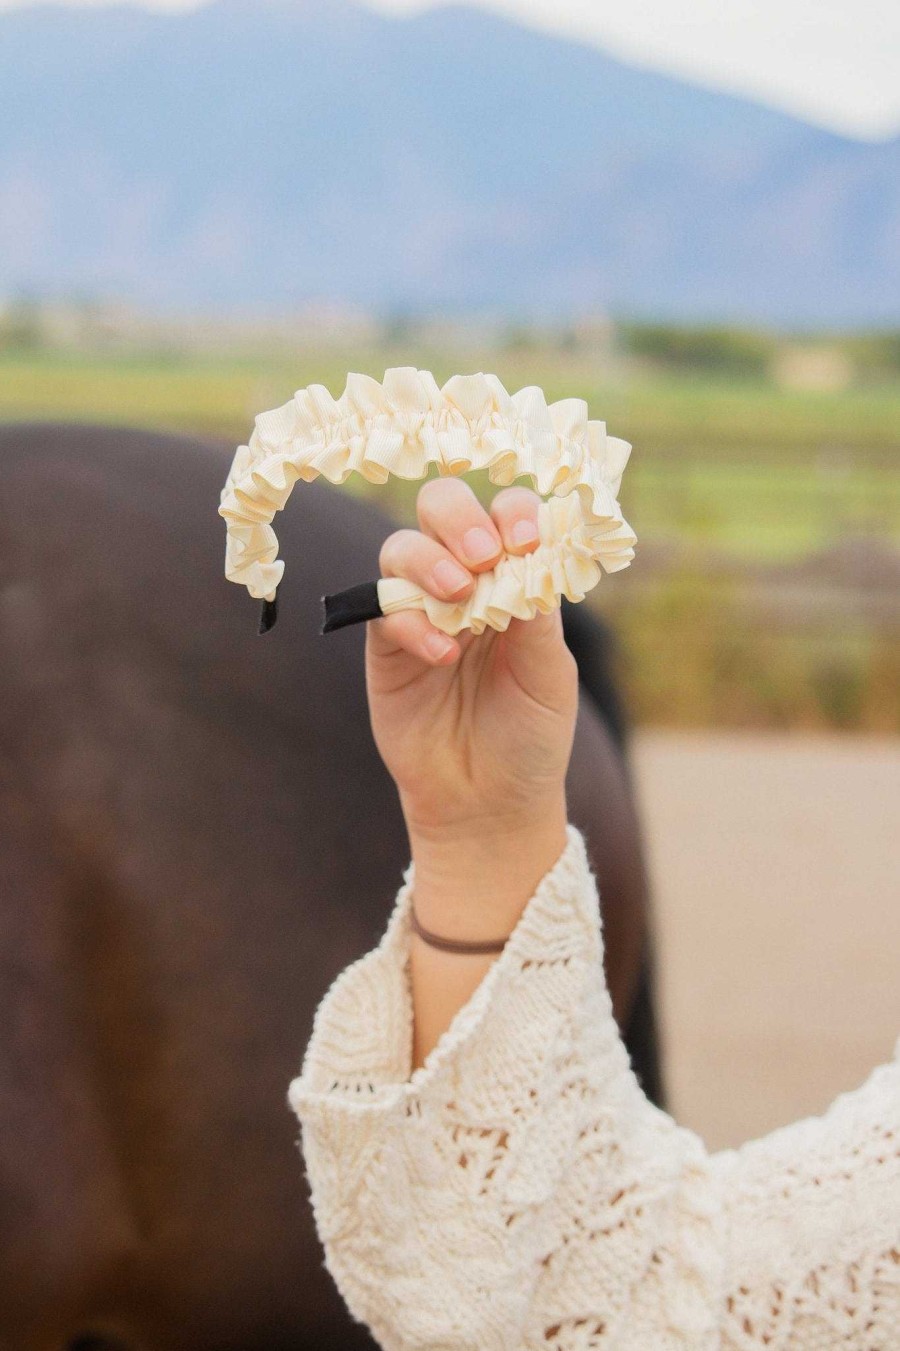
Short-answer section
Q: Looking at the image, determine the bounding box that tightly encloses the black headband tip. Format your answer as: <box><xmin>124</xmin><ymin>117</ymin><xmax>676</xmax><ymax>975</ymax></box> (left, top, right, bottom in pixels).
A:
<box><xmin>258</xmin><ymin>594</ymin><xmax>279</xmax><ymax>635</ymax></box>
<box><xmin>320</xmin><ymin>580</ymin><xmax>382</xmax><ymax>634</ymax></box>
<box><xmin>255</xmin><ymin>582</ymin><xmax>382</xmax><ymax>636</ymax></box>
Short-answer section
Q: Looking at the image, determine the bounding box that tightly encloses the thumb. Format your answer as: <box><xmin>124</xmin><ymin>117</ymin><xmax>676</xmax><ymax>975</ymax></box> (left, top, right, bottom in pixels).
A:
<box><xmin>501</xmin><ymin>604</ymin><xmax>577</xmax><ymax>710</ymax></box>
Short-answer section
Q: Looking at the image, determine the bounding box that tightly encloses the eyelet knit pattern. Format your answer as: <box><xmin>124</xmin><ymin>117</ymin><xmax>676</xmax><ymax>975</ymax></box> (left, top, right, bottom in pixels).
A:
<box><xmin>289</xmin><ymin>824</ymin><xmax>900</xmax><ymax>1349</ymax></box>
<box><xmin>218</xmin><ymin>368</ymin><xmax>636</xmax><ymax>631</ymax></box>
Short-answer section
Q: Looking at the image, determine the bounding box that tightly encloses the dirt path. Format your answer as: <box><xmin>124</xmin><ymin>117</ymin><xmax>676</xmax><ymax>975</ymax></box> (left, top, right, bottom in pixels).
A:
<box><xmin>630</xmin><ymin>730</ymin><xmax>900</xmax><ymax>1151</ymax></box>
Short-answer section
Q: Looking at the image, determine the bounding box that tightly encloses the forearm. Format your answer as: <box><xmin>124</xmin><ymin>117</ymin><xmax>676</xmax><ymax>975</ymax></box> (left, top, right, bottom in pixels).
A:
<box><xmin>292</xmin><ymin>820</ymin><xmax>900</xmax><ymax>1349</ymax></box>
<box><xmin>293</xmin><ymin>823</ymin><xmax>723</xmax><ymax>1347</ymax></box>
<box><xmin>404</xmin><ymin>792</ymin><xmax>569</xmax><ymax>1068</ymax></box>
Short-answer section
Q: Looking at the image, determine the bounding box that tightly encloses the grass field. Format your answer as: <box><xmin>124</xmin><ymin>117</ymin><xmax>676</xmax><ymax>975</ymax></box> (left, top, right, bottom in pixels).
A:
<box><xmin>2</xmin><ymin>346</ymin><xmax>898</xmax><ymax>730</ymax></box>
<box><xmin>3</xmin><ymin>347</ymin><xmax>898</xmax><ymax>558</ymax></box>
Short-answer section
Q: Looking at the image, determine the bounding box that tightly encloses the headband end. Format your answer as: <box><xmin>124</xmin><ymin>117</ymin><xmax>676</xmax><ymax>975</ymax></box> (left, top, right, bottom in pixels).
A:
<box><xmin>320</xmin><ymin>580</ymin><xmax>382</xmax><ymax>634</ymax></box>
<box><xmin>258</xmin><ymin>593</ymin><xmax>279</xmax><ymax>634</ymax></box>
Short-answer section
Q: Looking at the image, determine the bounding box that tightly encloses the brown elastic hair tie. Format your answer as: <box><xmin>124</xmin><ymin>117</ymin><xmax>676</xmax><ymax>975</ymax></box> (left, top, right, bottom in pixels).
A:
<box><xmin>409</xmin><ymin>907</ymin><xmax>509</xmax><ymax>954</ymax></box>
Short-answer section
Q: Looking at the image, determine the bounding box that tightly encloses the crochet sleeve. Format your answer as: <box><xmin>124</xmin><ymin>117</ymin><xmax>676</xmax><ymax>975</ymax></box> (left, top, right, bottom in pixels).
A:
<box><xmin>288</xmin><ymin>824</ymin><xmax>900</xmax><ymax>1350</ymax></box>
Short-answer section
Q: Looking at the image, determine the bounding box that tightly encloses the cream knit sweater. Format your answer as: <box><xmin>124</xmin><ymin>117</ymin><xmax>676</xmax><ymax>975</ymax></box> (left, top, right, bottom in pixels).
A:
<box><xmin>289</xmin><ymin>824</ymin><xmax>900</xmax><ymax>1349</ymax></box>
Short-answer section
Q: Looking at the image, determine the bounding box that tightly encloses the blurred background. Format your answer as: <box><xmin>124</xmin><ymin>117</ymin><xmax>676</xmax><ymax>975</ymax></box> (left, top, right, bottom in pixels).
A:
<box><xmin>2</xmin><ymin>0</ymin><xmax>898</xmax><ymax>1147</ymax></box>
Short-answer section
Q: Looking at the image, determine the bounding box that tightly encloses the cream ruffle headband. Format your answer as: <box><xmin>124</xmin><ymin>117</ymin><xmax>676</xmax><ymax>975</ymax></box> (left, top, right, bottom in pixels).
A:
<box><xmin>219</xmin><ymin>366</ymin><xmax>636</xmax><ymax>635</ymax></box>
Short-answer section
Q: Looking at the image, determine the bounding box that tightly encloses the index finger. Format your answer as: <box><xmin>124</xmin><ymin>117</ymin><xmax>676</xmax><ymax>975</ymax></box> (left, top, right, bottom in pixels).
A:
<box><xmin>415</xmin><ymin>477</ymin><xmax>503</xmax><ymax>573</ymax></box>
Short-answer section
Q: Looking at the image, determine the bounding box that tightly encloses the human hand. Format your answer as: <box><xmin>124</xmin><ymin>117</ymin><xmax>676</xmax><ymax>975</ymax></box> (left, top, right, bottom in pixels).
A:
<box><xmin>366</xmin><ymin>477</ymin><xmax>580</xmax><ymax>1062</ymax></box>
<box><xmin>365</xmin><ymin>478</ymin><xmax>579</xmax><ymax>843</ymax></box>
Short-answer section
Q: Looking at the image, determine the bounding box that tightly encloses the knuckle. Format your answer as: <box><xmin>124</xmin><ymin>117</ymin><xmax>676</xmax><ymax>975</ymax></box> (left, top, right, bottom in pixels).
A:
<box><xmin>378</xmin><ymin>527</ymin><xmax>420</xmax><ymax>575</ymax></box>
<box><xmin>416</xmin><ymin>475</ymin><xmax>474</xmax><ymax>518</ymax></box>
<box><xmin>491</xmin><ymin>485</ymin><xmax>542</xmax><ymax>550</ymax></box>
<box><xmin>376</xmin><ymin>610</ymin><xmax>418</xmax><ymax>648</ymax></box>
<box><xmin>493</xmin><ymin>485</ymin><xmax>541</xmax><ymax>512</ymax></box>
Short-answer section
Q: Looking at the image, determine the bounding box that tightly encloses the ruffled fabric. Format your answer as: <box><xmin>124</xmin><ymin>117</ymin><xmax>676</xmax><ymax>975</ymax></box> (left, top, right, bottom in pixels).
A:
<box><xmin>218</xmin><ymin>367</ymin><xmax>636</xmax><ymax>629</ymax></box>
<box><xmin>375</xmin><ymin>492</ymin><xmax>634</xmax><ymax>636</ymax></box>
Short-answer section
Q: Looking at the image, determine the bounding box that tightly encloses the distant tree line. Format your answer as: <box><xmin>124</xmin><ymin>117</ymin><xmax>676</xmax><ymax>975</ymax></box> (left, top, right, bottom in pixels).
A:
<box><xmin>617</xmin><ymin>323</ymin><xmax>775</xmax><ymax>378</ymax></box>
<box><xmin>2</xmin><ymin>295</ymin><xmax>900</xmax><ymax>384</ymax></box>
<box><xmin>615</xmin><ymin>321</ymin><xmax>900</xmax><ymax>383</ymax></box>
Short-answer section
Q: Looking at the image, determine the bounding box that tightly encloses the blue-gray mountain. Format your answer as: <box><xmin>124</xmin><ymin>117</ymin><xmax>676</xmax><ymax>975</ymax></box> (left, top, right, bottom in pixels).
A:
<box><xmin>2</xmin><ymin>0</ymin><xmax>898</xmax><ymax>324</ymax></box>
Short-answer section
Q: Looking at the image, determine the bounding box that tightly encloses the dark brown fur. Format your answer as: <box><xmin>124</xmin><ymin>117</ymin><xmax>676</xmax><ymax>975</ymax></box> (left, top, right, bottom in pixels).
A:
<box><xmin>0</xmin><ymin>423</ymin><xmax>660</xmax><ymax>1351</ymax></box>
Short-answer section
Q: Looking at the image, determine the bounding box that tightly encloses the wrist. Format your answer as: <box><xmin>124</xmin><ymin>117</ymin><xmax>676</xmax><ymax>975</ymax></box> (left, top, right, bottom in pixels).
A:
<box><xmin>403</xmin><ymin>793</ymin><xmax>569</xmax><ymax>942</ymax></box>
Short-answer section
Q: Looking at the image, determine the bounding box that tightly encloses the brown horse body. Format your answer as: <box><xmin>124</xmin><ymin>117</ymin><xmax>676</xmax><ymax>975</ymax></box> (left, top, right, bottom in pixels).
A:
<box><xmin>0</xmin><ymin>424</ymin><xmax>660</xmax><ymax>1351</ymax></box>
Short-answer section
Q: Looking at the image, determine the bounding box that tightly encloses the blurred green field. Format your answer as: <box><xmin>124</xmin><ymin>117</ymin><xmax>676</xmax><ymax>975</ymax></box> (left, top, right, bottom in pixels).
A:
<box><xmin>3</xmin><ymin>348</ymin><xmax>897</xmax><ymax>560</ymax></box>
<box><xmin>2</xmin><ymin>348</ymin><xmax>898</xmax><ymax>731</ymax></box>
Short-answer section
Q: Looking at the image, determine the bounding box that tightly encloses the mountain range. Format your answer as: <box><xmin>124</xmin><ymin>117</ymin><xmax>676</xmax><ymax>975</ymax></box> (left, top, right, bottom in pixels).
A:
<box><xmin>1</xmin><ymin>0</ymin><xmax>898</xmax><ymax>324</ymax></box>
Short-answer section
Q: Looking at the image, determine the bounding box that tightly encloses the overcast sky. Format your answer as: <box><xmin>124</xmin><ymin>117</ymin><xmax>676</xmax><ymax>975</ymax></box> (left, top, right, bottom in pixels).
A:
<box><xmin>4</xmin><ymin>0</ymin><xmax>899</xmax><ymax>140</ymax></box>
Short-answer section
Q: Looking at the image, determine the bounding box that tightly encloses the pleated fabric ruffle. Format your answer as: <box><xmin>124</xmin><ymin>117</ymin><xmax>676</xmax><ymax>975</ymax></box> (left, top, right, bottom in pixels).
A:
<box><xmin>219</xmin><ymin>367</ymin><xmax>637</xmax><ymax>630</ymax></box>
<box><xmin>375</xmin><ymin>493</ymin><xmax>634</xmax><ymax>636</ymax></box>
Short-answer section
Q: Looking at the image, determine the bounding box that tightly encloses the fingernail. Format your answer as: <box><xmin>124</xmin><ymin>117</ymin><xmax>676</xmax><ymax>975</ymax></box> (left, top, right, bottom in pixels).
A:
<box><xmin>424</xmin><ymin>632</ymin><xmax>454</xmax><ymax>660</ymax></box>
<box><xmin>463</xmin><ymin>526</ymin><xmax>500</xmax><ymax>564</ymax></box>
<box><xmin>433</xmin><ymin>558</ymin><xmax>472</xmax><ymax>596</ymax></box>
<box><xmin>510</xmin><ymin>519</ymin><xmax>539</xmax><ymax>546</ymax></box>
